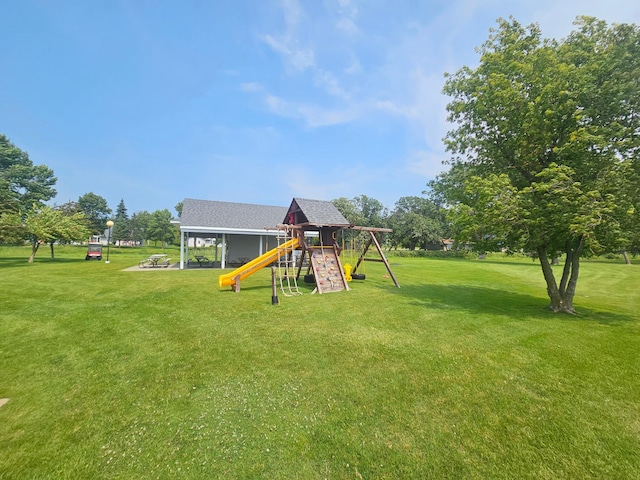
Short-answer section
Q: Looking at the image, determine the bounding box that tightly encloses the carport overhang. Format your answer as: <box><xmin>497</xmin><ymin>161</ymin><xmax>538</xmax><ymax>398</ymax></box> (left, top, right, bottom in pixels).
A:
<box><xmin>174</xmin><ymin>222</ymin><xmax>282</xmax><ymax>269</ymax></box>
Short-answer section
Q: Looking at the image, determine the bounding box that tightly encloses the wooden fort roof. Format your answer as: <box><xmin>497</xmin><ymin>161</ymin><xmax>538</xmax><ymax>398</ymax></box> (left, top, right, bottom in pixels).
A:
<box><xmin>285</xmin><ymin>197</ymin><xmax>350</xmax><ymax>227</ymax></box>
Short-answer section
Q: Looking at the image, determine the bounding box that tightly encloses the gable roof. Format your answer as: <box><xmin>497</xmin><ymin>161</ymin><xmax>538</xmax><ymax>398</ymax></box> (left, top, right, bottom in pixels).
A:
<box><xmin>179</xmin><ymin>198</ymin><xmax>288</xmax><ymax>234</ymax></box>
<box><xmin>286</xmin><ymin>197</ymin><xmax>350</xmax><ymax>227</ymax></box>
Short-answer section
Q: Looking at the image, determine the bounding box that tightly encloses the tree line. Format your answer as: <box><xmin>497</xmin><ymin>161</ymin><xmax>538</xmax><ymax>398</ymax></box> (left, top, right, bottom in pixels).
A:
<box><xmin>0</xmin><ymin>133</ymin><xmax>180</xmax><ymax>262</ymax></box>
<box><xmin>332</xmin><ymin>195</ymin><xmax>450</xmax><ymax>251</ymax></box>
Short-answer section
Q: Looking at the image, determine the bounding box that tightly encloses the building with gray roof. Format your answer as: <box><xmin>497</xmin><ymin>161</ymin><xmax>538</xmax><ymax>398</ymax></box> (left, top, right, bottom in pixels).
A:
<box><xmin>174</xmin><ymin>197</ymin><xmax>347</xmax><ymax>269</ymax></box>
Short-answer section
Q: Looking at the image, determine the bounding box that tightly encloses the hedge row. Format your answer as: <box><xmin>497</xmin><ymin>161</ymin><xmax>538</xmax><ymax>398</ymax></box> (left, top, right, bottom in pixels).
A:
<box><xmin>385</xmin><ymin>249</ymin><xmax>471</xmax><ymax>258</ymax></box>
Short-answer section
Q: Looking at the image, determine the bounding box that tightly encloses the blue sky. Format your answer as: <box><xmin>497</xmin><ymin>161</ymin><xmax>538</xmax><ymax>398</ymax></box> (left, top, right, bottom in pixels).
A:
<box><xmin>2</xmin><ymin>0</ymin><xmax>639</xmax><ymax>215</ymax></box>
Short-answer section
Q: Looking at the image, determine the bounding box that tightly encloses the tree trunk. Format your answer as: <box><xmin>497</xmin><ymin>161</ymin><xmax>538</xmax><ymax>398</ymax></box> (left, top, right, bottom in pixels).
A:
<box><xmin>49</xmin><ymin>241</ymin><xmax>55</xmax><ymax>259</ymax></box>
<box><xmin>537</xmin><ymin>238</ymin><xmax>584</xmax><ymax>314</ymax></box>
<box><xmin>537</xmin><ymin>248</ymin><xmax>563</xmax><ymax>311</ymax></box>
<box><xmin>28</xmin><ymin>240</ymin><xmax>40</xmax><ymax>263</ymax></box>
<box><xmin>622</xmin><ymin>251</ymin><xmax>631</xmax><ymax>265</ymax></box>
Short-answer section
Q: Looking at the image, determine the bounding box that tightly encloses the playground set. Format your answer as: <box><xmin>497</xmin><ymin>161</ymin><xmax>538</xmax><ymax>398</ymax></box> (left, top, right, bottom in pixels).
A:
<box><xmin>218</xmin><ymin>198</ymin><xmax>399</xmax><ymax>295</ymax></box>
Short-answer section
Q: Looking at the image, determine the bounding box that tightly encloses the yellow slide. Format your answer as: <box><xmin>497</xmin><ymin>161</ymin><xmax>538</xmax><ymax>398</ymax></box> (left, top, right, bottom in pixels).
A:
<box><xmin>218</xmin><ymin>237</ymin><xmax>300</xmax><ymax>290</ymax></box>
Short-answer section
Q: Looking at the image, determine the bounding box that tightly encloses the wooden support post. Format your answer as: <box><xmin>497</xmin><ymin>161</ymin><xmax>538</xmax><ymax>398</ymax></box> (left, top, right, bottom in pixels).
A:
<box><xmin>353</xmin><ymin>237</ymin><xmax>373</xmax><ymax>273</ymax></box>
<box><xmin>368</xmin><ymin>231</ymin><xmax>400</xmax><ymax>288</ymax></box>
<box><xmin>271</xmin><ymin>266</ymin><xmax>279</xmax><ymax>304</ymax></box>
<box><xmin>333</xmin><ymin>243</ymin><xmax>350</xmax><ymax>291</ymax></box>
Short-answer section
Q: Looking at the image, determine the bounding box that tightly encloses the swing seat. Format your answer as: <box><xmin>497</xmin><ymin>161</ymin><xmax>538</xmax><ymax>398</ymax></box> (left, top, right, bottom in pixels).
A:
<box><xmin>351</xmin><ymin>273</ymin><xmax>366</xmax><ymax>280</ymax></box>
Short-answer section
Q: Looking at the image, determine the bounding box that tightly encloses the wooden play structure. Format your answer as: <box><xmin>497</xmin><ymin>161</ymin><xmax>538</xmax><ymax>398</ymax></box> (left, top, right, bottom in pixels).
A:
<box><xmin>218</xmin><ymin>198</ymin><xmax>400</xmax><ymax>294</ymax></box>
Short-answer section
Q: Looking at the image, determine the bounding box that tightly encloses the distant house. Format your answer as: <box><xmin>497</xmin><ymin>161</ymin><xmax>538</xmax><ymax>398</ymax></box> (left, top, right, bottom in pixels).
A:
<box><xmin>174</xmin><ymin>197</ymin><xmax>348</xmax><ymax>270</ymax></box>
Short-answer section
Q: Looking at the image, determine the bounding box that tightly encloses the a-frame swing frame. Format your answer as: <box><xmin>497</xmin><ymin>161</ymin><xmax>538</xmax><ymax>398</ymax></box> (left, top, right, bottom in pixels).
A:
<box><xmin>351</xmin><ymin>226</ymin><xmax>400</xmax><ymax>288</ymax></box>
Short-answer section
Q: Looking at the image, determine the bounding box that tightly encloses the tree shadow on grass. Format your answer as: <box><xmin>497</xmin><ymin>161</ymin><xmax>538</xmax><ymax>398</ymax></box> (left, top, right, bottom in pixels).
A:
<box><xmin>0</xmin><ymin>257</ymin><xmax>87</xmax><ymax>268</ymax></box>
<box><xmin>389</xmin><ymin>283</ymin><xmax>636</xmax><ymax>324</ymax></box>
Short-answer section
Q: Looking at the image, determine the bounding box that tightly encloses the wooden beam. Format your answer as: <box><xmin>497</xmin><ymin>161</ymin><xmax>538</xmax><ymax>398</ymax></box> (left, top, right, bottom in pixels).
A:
<box><xmin>350</xmin><ymin>225</ymin><xmax>393</xmax><ymax>233</ymax></box>
<box><xmin>368</xmin><ymin>231</ymin><xmax>400</xmax><ymax>288</ymax></box>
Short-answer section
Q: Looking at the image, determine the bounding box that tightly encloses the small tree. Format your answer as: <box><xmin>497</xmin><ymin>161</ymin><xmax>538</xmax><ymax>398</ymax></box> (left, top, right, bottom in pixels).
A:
<box><xmin>1</xmin><ymin>205</ymin><xmax>91</xmax><ymax>262</ymax></box>
<box><xmin>111</xmin><ymin>199</ymin><xmax>130</xmax><ymax>246</ymax></box>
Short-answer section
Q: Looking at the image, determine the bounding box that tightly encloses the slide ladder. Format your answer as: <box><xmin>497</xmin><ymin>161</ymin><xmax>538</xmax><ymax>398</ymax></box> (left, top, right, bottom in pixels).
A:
<box><xmin>276</xmin><ymin>229</ymin><xmax>302</xmax><ymax>296</ymax></box>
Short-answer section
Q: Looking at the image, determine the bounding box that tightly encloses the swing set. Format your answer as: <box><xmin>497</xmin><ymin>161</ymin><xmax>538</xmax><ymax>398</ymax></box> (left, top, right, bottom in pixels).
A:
<box><xmin>345</xmin><ymin>226</ymin><xmax>399</xmax><ymax>287</ymax></box>
<box><xmin>273</xmin><ymin>223</ymin><xmax>399</xmax><ymax>295</ymax></box>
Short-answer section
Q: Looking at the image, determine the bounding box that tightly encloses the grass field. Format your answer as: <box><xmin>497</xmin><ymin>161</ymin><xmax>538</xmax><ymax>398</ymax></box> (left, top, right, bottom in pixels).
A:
<box><xmin>1</xmin><ymin>245</ymin><xmax>638</xmax><ymax>479</ymax></box>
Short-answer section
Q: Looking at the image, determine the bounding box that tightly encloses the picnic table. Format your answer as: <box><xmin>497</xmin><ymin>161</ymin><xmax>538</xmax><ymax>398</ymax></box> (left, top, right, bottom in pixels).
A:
<box><xmin>191</xmin><ymin>255</ymin><xmax>210</xmax><ymax>267</ymax></box>
<box><xmin>139</xmin><ymin>254</ymin><xmax>171</xmax><ymax>268</ymax></box>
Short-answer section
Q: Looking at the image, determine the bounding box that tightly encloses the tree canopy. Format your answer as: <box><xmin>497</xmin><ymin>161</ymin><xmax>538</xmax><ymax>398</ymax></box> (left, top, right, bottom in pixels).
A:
<box><xmin>148</xmin><ymin>209</ymin><xmax>176</xmax><ymax>247</ymax></box>
<box><xmin>0</xmin><ymin>135</ymin><xmax>57</xmax><ymax>214</ymax></box>
<box><xmin>387</xmin><ymin>196</ymin><xmax>446</xmax><ymax>250</ymax></box>
<box><xmin>78</xmin><ymin>192</ymin><xmax>112</xmax><ymax>236</ymax></box>
<box><xmin>430</xmin><ymin>16</ymin><xmax>640</xmax><ymax>313</ymax></box>
<box><xmin>0</xmin><ymin>135</ymin><xmax>57</xmax><ymax>243</ymax></box>
<box><xmin>0</xmin><ymin>205</ymin><xmax>90</xmax><ymax>262</ymax></box>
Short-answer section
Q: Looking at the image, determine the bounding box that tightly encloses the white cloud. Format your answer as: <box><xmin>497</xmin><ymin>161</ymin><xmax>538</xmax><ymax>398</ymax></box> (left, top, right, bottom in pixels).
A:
<box><xmin>264</xmin><ymin>94</ymin><xmax>360</xmax><ymax>127</ymax></box>
<box><xmin>344</xmin><ymin>59</ymin><xmax>362</xmax><ymax>75</ymax></box>
<box><xmin>260</xmin><ymin>0</ymin><xmax>317</xmax><ymax>72</ymax></box>
<box><xmin>281</xmin><ymin>0</ymin><xmax>304</xmax><ymax>29</ymax></box>
<box><xmin>406</xmin><ymin>150</ymin><xmax>448</xmax><ymax>179</ymax></box>
<box><xmin>530</xmin><ymin>0</ymin><xmax>640</xmax><ymax>40</ymax></box>
<box><xmin>336</xmin><ymin>0</ymin><xmax>358</xmax><ymax>19</ymax></box>
<box><xmin>336</xmin><ymin>17</ymin><xmax>359</xmax><ymax>36</ymax></box>
<box><xmin>374</xmin><ymin>100</ymin><xmax>416</xmax><ymax>119</ymax></box>
<box><xmin>256</xmin><ymin>0</ymin><xmax>635</xmax><ymax>145</ymax></box>
<box><xmin>333</xmin><ymin>0</ymin><xmax>359</xmax><ymax>35</ymax></box>
<box><xmin>313</xmin><ymin>70</ymin><xmax>350</xmax><ymax>99</ymax></box>
<box><xmin>281</xmin><ymin>167</ymin><xmax>348</xmax><ymax>200</ymax></box>
<box><xmin>262</xmin><ymin>34</ymin><xmax>315</xmax><ymax>71</ymax></box>
<box><xmin>240</xmin><ymin>82</ymin><xmax>263</xmax><ymax>92</ymax></box>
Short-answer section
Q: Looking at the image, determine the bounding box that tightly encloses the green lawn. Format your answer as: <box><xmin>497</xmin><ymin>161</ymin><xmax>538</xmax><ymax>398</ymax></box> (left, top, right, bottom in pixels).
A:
<box><xmin>1</xmin><ymin>246</ymin><xmax>638</xmax><ymax>479</ymax></box>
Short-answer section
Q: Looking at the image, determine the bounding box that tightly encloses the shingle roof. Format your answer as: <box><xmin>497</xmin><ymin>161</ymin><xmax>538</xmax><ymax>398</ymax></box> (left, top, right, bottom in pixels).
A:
<box><xmin>180</xmin><ymin>198</ymin><xmax>288</xmax><ymax>232</ymax></box>
<box><xmin>288</xmin><ymin>198</ymin><xmax>350</xmax><ymax>226</ymax></box>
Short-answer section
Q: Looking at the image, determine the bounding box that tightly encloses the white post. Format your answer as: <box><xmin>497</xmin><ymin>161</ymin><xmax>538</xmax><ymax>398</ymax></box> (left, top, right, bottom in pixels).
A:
<box><xmin>185</xmin><ymin>235</ymin><xmax>190</xmax><ymax>268</ymax></box>
<box><xmin>179</xmin><ymin>231</ymin><xmax>185</xmax><ymax>269</ymax></box>
<box><xmin>221</xmin><ymin>233</ymin><xmax>227</xmax><ymax>269</ymax></box>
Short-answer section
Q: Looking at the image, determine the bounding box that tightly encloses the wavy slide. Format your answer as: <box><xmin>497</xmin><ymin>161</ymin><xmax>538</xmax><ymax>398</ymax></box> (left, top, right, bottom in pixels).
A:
<box><xmin>218</xmin><ymin>237</ymin><xmax>300</xmax><ymax>290</ymax></box>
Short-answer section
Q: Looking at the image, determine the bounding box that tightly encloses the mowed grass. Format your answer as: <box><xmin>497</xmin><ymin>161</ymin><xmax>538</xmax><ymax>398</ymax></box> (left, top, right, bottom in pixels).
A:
<box><xmin>0</xmin><ymin>246</ymin><xmax>638</xmax><ymax>479</ymax></box>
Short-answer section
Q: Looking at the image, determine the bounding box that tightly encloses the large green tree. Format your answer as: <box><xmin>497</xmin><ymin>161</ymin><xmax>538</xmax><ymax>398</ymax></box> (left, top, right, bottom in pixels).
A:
<box><xmin>130</xmin><ymin>210</ymin><xmax>151</xmax><ymax>245</ymax></box>
<box><xmin>387</xmin><ymin>196</ymin><xmax>446</xmax><ymax>250</ymax></box>
<box><xmin>0</xmin><ymin>135</ymin><xmax>57</xmax><ymax>241</ymax></box>
<box><xmin>148</xmin><ymin>209</ymin><xmax>175</xmax><ymax>248</ymax></box>
<box><xmin>333</xmin><ymin>195</ymin><xmax>389</xmax><ymax>248</ymax></box>
<box><xmin>431</xmin><ymin>17</ymin><xmax>640</xmax><ymax>313</ymax></box>
<box><xmin>78</xmin><ymin>192</ymin><xmax>112</xmax><ymax>236</ymax></box>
